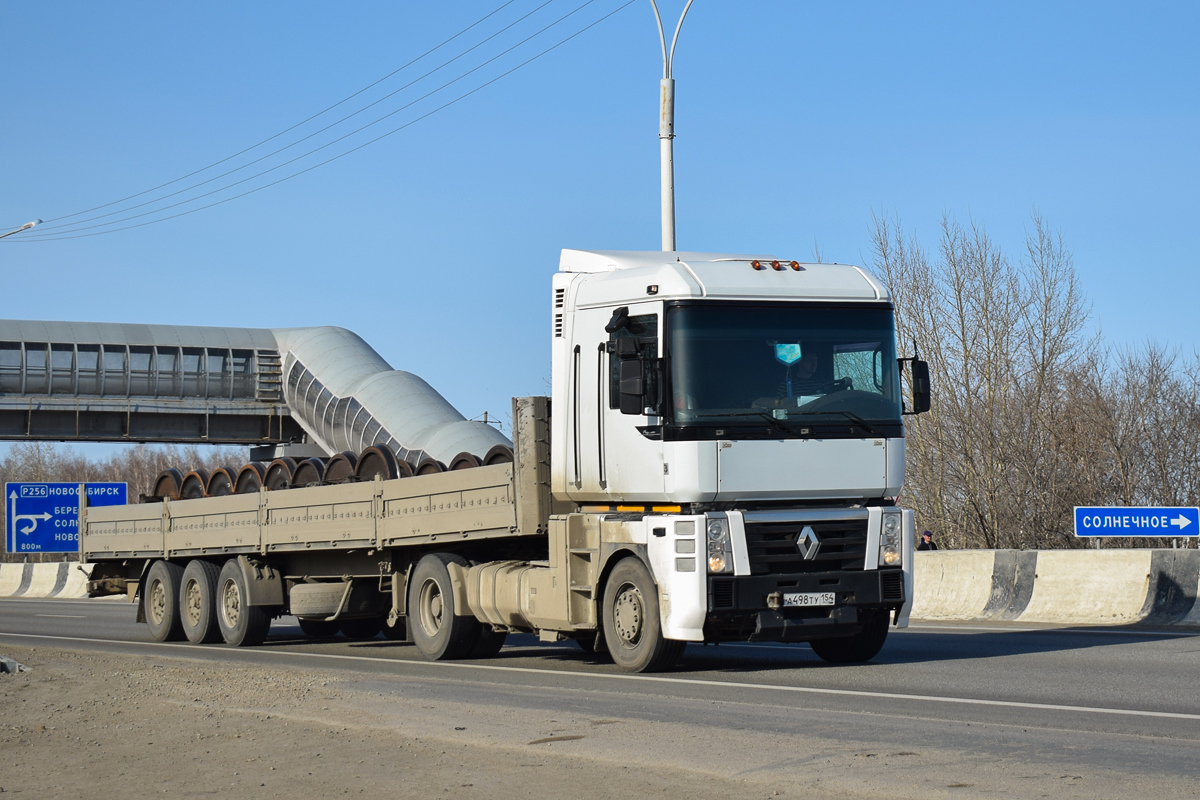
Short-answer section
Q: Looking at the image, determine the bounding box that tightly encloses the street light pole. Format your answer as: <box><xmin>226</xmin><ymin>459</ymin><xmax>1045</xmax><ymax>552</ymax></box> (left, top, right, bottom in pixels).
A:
<box><xmin>0</xmin><ymin>220</ymin><xmax>42</xmax><ymax>240</ymax></box>
<box><xmin>650</xmin><ymin>0</ymin><xmax>693</xmax><ymax>252</ymax></box>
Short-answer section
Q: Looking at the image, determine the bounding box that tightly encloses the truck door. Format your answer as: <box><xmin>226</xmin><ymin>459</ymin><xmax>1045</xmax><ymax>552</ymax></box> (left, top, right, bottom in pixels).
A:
<box><xmin>597</xmin><ymin>306</ymin><xmax>664</xmax><ymax>501</ymax></box>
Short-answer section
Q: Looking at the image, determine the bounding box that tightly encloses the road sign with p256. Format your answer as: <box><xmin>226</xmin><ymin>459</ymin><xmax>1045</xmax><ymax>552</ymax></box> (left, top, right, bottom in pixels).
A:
<box><xmin>1074</xmin><ymin>506</ymin><xmax>1200</xmax><ymax>537</ymax></box>
<box><xmin>6</xmin><ymin>482</ymin><xmax>127</xmax><ymax>554</ymax></box>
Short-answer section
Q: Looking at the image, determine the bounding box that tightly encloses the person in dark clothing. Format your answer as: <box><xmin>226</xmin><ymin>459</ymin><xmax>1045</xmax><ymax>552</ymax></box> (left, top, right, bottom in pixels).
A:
<box><xmin>917</xmin><ymin>530</ymin><xmax>938</xmax><ymax>551</ymax></box>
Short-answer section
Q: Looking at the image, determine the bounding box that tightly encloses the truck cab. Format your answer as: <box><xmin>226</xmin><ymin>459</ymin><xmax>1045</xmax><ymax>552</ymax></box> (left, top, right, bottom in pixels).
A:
<box><xmin>549</xmin><ymin>249</ymin><xmax>922</xmax><ymax>669</ymax></box>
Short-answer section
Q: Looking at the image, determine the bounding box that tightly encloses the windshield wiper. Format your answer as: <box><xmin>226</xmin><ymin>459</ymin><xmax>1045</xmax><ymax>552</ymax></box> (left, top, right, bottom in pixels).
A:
<box><xmin>693</xmin><ymin>411</ymin><xmax>807</xmax><ymax>438</ymax></box>
<box><xmin>791</xmin><ymin>409</ymin><xmax>881</xmax><ymax>436</ymax></box>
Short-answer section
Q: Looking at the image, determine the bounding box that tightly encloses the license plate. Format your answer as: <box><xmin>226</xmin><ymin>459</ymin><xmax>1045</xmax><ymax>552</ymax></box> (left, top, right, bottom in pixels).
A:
<box><xmin>782</xmin><ymin>591</ymin><xmax>835</xmax><ymax>607</ymax></box>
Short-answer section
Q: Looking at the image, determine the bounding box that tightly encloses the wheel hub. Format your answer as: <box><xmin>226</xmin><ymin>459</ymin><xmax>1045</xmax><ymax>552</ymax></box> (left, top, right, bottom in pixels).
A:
<box><xmin>612</xmin><ymin>583</ymin><xmax>643</xmax><ymax>646</ymax></box>
<box><xmin>149</xmin><ymin>580</ymin><xmax>166</xmax><ymax>625</ymax></box>
<box><xmin>221</xmin><ymin>579</ymin><xmax>241</xmax><ymax>628</ymax></box>
<box><xmin>419</xmin><ymin>579</ymin><xmax>444</xmax><ymax>637</ymax></box>
<box><xmin>184</xmin><ymin>580</ymin><xmax>202</xmax><ymax>626</ymax></box>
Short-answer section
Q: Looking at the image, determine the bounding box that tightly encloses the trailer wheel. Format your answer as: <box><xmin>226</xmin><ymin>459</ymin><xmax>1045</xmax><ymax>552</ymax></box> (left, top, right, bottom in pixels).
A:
<box><xmin>297</xmin><ymin>618</ymin><xmax>340</xmax><ymax>638</ymax></box>
<box><xmin>145</xmin><ymin>560</ymin><xmax>186</xmax><ymax>642</ymax></box>
<box><xmin>216</xmin><ymin>559</ymin><xmax>272</xmax><ymax>647</ymax></box>
<box><xmin>340</xmin><ymin>616</ymin><xmax>383</xmax><ymax>640</ymax></box>
<box><xmin>179</xmin><ymin>560</ymin><xmax>222</xmax><ymax>644</ymax></box>
<box><xmin>601</xmin><ymin>558</ymin><xmax>684</xmax><ymax>673</ymax></box>
<box><xmin>809</xmin><ymin>612</ymin><xmax>890</xmax><ymax>663</ymax></box>
<box><xmin>408</xmin><ymin>553</ymin><xmax>480</xmax><ymax>660</ymax></box>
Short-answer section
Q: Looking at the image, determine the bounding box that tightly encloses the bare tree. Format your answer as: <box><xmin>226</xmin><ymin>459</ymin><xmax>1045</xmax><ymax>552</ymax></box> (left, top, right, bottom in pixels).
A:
<box><xmin>873</xmin><ymin>213</ymin><xmax>1096</xmax><ymax>549</ymax></box>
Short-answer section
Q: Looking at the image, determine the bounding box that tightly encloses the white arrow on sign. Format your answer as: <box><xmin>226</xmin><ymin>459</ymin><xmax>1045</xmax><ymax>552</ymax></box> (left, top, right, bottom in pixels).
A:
<box><xmin>1171</xmin><ymin>515</ymin><xmax>1192</xmax><ymax>530</ymax></box>
<box><xmin>9</xmin><ymin>490</ymin><xmax>52</xmax><ymax>535</ymax></box>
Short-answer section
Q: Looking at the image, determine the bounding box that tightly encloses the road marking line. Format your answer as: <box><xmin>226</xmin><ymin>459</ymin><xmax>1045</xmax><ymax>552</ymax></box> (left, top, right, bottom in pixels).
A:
<box><xmin>904</xmin><ymin>624</ymin><xmax>1200</xmax><ymax>638</ymax></box>
<box><xmin>717</xmin><ymin>626</ymin><xmax>1200</xmax><ymax>651</ymax></box>
<box><xmin>3</xmin><ymin>631</ymin><xmax>1199</xmax><ymax>722</ymax></box>
<box><xmin>34</xmin><ymin>614</ymin><xmax>87</xmax><ymax>619</ymax></box>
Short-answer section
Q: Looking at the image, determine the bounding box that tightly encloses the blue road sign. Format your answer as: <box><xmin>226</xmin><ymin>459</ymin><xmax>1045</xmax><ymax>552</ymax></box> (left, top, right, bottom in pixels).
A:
<box><xmin>1074</xmin><ymin>506</ymin><xmax>1200</xmax><ymax>537</ymax></box>
<box><xmin>6</xmin><ymin>482</ymin><xmax>127</xmax><ymax>554</ymax></box>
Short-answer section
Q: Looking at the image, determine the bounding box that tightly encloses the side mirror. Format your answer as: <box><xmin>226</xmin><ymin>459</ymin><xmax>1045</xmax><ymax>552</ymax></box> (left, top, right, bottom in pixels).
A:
<box><xmin>910</xmin><ymin>359</ymin><xmax>931</xmax><ymax>414</ymax></box>
<box><xmin>605</xmin><ymin>306</ymin><xmax>630</xmax><ymax>334</ymax></box>
<box><xmin>618</xmin><ymin>359</ymin><xmax>645</xmax><ymax>415</ymax></box>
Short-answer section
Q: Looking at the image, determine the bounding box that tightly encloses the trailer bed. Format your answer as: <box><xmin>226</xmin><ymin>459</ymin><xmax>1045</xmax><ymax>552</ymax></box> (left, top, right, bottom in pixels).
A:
<box><xmin>81</xmin><ymin>464</ymin><xmax>523</xmax><ymax>560</ymax></box>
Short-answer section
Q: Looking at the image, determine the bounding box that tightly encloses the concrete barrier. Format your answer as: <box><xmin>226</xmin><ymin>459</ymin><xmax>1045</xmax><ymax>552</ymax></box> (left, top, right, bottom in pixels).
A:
<box><xmin>59</xmin><ymin>563</ymin><xmax>93</xmax><ymax>598</ymax></box>
<box><xmin>979</xmin><ymin>550</ymin><xmax>1038</xmax><ymax>620</ymax></box>
<box><xmin>1020</xmin><ymin>550</ymin><xmax>1152</xmax><ymax>625</ymax></box>
<box><xmin>1142</xmin><ymin>550</ymin><xmax>1200</xmax><ymax>625</ymax></box>
<box><xmin>0</xmin><ymin>563</ymin><xmax>25</xmax><ymax>596</ymax></box>
<box><xmin>0</xmin><ymin>562</ymin><xmax>94</xmax><ymax>598</ymax></box>
<box><xmin>910</xmin><ymin>550</ymin><xmax>995</xmax><ymax>620</ymax></box>
<box><xmin>22</xmin><ymin>561</ymin><xmax>64</xmax><ymax>599</ymax></box>
<box><xmin>913</xmin><ymin>549</ymin><xmax>1200</xmax><ymax>627</ymax></box>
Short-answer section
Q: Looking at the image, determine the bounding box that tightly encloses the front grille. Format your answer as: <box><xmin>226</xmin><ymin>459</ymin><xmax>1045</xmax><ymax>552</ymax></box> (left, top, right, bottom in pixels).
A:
<box><xmin>880</xmin><ymin>570</ymin><xmax>904</xmax><ymax>601</ymax></box>
<box><xmin>744</xmin><ymin>518</ymin><xmax>868</xmax><ymax>574</ymax></box>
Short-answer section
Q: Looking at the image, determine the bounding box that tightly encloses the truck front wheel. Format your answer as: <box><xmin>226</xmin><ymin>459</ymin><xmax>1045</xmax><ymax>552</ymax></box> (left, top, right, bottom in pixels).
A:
<box><xmin>408</xmin><ymin>553</ymin><xmax>480</xmax><ymax>660</ymax></box>
<box><xmin>145</xmin><ymin>560</ymin><xmax>185</xmax><ymax>642</ymax></box>
<box><xmin>809</xmin><ymin>611</ymin><xmax>890</xmax><ymax>663</ymax></box>
<box><xmin>601</xmin><ymin>558</ymin><xmax>684</xmax><ymax>673</ymax></box>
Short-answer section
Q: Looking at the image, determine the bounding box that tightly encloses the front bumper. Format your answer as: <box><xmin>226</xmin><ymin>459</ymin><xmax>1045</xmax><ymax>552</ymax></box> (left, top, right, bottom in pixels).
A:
<box><xmin>705</xmin><ymin>569</ymin><xmax>905</xmax><ymax>643</ymax></box>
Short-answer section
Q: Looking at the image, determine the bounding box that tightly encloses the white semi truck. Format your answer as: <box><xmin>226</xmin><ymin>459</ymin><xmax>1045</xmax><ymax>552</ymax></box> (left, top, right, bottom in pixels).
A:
<box><xmin>82</xmin><ymin>248</ymin><xmax>929</xmax><ymax>672</ymax></box>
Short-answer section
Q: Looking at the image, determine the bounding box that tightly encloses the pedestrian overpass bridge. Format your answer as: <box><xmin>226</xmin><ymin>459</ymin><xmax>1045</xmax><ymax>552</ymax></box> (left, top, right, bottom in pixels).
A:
<box><xmin>0</xmin><ymin>319</ymin><xmax>509</xmax><ymax>468</ymax></box>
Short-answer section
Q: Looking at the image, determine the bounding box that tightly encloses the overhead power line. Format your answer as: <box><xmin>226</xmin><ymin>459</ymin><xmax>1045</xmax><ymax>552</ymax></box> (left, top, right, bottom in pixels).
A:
<box><xmin>32</xmin><ymin>0</ymin><xmax>560</xmax><ymax>235</ymax></box>
<box><xmin>15</xmin><ymin>0</ymin><xmax>637</xmax><ymax>242</ymax></box>
<box><xmin>36</xmin><ymin>0</ymin><xmax>520</xmax><ymax>227</ymax></box>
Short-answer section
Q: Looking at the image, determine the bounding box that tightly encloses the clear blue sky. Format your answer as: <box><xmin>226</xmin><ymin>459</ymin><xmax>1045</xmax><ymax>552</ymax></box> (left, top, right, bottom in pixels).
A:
<box><xmin>2</xmin><ymin>1</ymin><xmax>1198</xmax><ymax>448</ymax></box>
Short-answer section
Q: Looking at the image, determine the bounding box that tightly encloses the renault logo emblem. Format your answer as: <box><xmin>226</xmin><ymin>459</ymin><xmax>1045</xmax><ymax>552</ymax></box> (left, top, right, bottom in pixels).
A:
<box><xmin>797</xmin><ymin>526</ymin><xmax>821</xmax><ymax>560</ymax></box>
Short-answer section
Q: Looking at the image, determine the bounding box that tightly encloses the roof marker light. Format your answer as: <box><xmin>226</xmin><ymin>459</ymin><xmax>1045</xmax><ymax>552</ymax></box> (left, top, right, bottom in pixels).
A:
<box><xmin>771</xmin><ymin>260</ymin><xmax>784</xmax><ymax>271</ymax></box>
<box><xmin>790</xmin><ymin>261</ymin><xmax>802</xmax><ymax>271</ymax></box>
<box><xmin>751</xmin><ymin>260</ymin><xmax>764</xmax><ymax>270</ymax></box>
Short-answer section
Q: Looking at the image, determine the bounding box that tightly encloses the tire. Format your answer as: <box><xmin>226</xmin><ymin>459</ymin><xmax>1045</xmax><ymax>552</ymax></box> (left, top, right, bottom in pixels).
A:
<box><xmin>381</xmin><ymin>616</ymin><xmax>407</xmax><ymax>641</ymax></box>
<box><xmin>179</xmin><ymin>560</ymin><xmax>222</xmax><ymax>644</ymax></box>
<box><xmin>216</xmin><ymin>559</ymin><xmax>272</xmax><ymax>647</ymax></box>
<box><xmin>601</xmin><ymin>558</ymin><xmax>684</xmax><ymax>673</ymax></box>
<box><xmin>340</xmin><ymin>616</ymin><xmax>383</xmax><ymax>640</ymax></box>
<box><xmin>144</xmin><ymin>560</ymin><xmax>186</xmax><ymax>642</ymax></box>
<box><xmin>573</xmin><ymin>632</ymin><xmax>608</xmax><ymax>656</ymax></box>
<box><xmin>297</xmin><ymin>618</ymin><xmax>340</xmax><ymax>637</ymax></box>
<box><xmin>408</xmin><ymin>553</ymin><xmax>480</xmax><ymax>660</ymax></box>
<box><xmin>809</xmin><ymin>612</ymin><xmax>890</xmax><ymax>663</ymax></box>
<box><xmin>468</xmin><ymin>626</ymin><xmax>508</xmax><ymax>659</ymax></box>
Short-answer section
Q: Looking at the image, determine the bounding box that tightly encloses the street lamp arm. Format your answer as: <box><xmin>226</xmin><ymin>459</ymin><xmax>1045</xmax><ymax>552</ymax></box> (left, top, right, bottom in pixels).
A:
<box><xmin>649</xmin><ymin>0</ymin><xmax>693</xmax><ymax>79</ymax></box>
<box><xmin>0</xmin><ymin>220</ymin><xmax>42</xmax><ymax>240</ymax></box>
<box><xmin>666</xmin><ymin>0</ymin><xmax>693</xmax><ymax>79</ymax></box>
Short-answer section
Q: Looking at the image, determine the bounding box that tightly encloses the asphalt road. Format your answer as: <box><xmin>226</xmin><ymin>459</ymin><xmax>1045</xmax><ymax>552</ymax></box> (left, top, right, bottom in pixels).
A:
<box><xmin>3</xmin><ymin>597</ymin><xmax>1199</xmax><ymax>796</ymax></box>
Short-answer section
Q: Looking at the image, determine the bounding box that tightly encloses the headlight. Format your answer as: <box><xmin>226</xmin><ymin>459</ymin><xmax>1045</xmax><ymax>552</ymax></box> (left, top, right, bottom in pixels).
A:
<box><xmin>880</xmin><ymin>511</ymin><xmax>903</xmax><ymax>567</ymax></box>
<box><xmin>707</xmin><ymin>517</ymin><xmax>733</xmax><ymax>573</ymax></box>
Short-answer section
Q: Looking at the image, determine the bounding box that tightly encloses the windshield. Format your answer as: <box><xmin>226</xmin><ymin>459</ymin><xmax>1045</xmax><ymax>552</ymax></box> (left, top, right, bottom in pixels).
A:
<box><xmin>666</xmin><ymin>304</ymin><xmax>902</xmax><ymax>435</ymax></box>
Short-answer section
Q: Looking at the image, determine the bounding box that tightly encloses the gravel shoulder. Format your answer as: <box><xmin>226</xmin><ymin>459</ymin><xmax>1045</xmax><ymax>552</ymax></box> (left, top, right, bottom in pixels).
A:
<box><xmin>1</xmin><ymin>644</ymin><xmax>1195</xmax><ymax>800</ymax></box>
<box><xmin>0</xmin><ymin>644</ymin><xmax>854</xmax><ymax>800</ymax></box>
